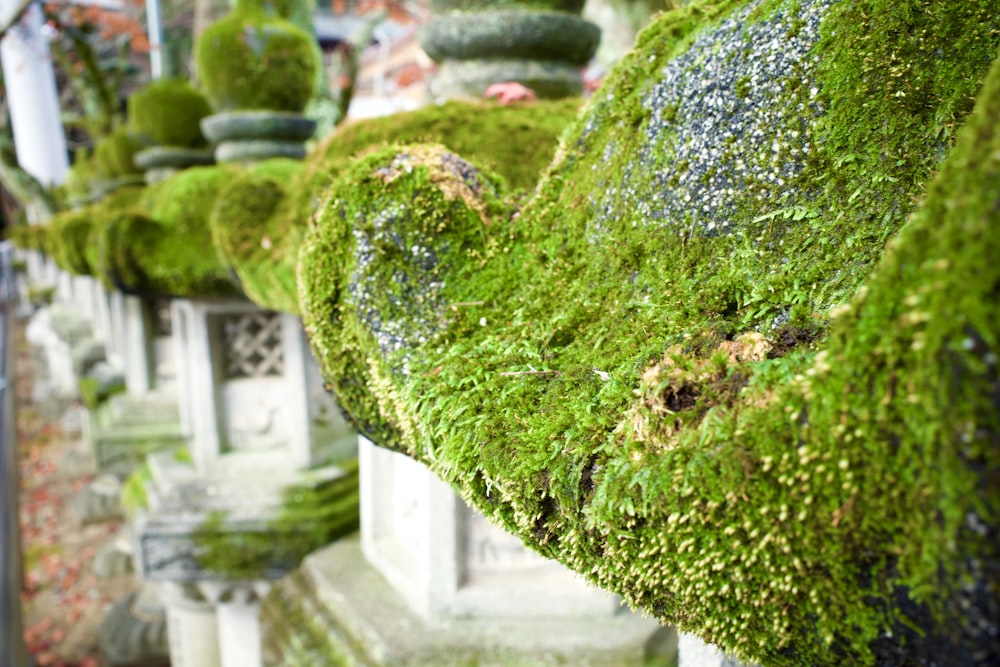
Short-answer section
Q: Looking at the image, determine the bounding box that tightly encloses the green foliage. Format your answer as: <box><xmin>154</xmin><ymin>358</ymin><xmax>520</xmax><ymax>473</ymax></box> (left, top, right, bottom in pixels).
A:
<box><xmin>299</xmin><ymin>1</ymin><xmax>1000</xmax><ymax>663</ymax></box>
<box><xmin>195</xmin><ymin>3</ymin><xmax>319</xmax><ymax>113</ymax></box>
<box><xmin>127</xmin><ymin>78</ymin><xmax>212</xmax><ymax>148</ymax></box>
<box><xmin>195</xmin><ymin>460</ymin><xmax>360</xmax><ymax>579</ymax></box>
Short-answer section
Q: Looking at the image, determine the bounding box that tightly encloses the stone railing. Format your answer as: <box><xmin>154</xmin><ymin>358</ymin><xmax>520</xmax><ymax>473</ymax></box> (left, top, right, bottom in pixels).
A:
<box><xmin>11</xmin><ymin>1</ymin><xmax>1000</xmax><ymax>666</ymax></box>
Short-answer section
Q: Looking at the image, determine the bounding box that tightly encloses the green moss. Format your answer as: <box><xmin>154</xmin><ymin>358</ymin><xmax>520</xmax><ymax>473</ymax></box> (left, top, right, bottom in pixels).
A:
<box><xmin>128</xmin><ymin>78</ymin><xmax>212</xmax><ymax>148</ymax></box>
<box><xmin>209</xmin><ymin>158</ymin><xmax>303</xmax><ymax>312</ymax></box>
<box><xmin>78</xmin><ymin>375</ymin><xmax>125</xmax><ymax>410</ymax></box>
<box><xmin>96</xmin><ymin>167</ymin><xmax>239</xmax><ymax>297</ymax></box>
<box><xmin>195</xmin><ymin>5</ymin><xmax>319</xmax><ymax>113</ymax></box>
<box><xmin>218</xmin><ymin>99</ymin><xmax>577</xmax><ymax>314</ymax></box>
<box><xmin>315</xmin><ymin>99</ymin><xmax>581</xmax><ymax>194</ymax></box>
<box><xmin>46</xmin><ymin>209</ymin><xmax>95</xmax><ymax>276</ymax></box>
<box><xmin>300</xmin><ymin>144</ymin><xmax>514</xmax><ymax>447</ymax></box>
<box><xmin>26</xmin><ymin>285</ymin><xmax>55</xmax><ymax>307</ymax></box>
<box><xmin>299</xmin><ymin>1</ymin><xmax>1000</xmax><ymax>664</ymax></box>
<box><xmin>93</xmin><ymin>127</ymin><xmax>143</xmax><ymax>179</ymax></box>
<box><xmin>121</xmin><ymin>462</ymin><xmax>153</xmax><ymax>518</ymax></box>
<box><xmin>195</xmin><ymin>460</ymin><xmax>360</xmax><ymax>579</ymax></box>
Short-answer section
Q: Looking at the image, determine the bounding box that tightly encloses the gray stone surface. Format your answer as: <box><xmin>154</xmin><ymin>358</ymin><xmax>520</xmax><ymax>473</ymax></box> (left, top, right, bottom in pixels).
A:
<box><xmin>262</xmin><ymin>537</ymin><xmax>677</xmax><ymax>667</ymax></box>
<box><xmin>69</xmin><ymin>473</ymin><xmax>124</xmax><ymax>524</ymax></box>
<box><xmin>97</xmin><ymin>583</ymin><xmax>170</xmax><ymax>667</ymax></box>
<box><xmin>94</xmin><ymin>526</ymin><xmax>136</xmax><ymax>578</ymax></box>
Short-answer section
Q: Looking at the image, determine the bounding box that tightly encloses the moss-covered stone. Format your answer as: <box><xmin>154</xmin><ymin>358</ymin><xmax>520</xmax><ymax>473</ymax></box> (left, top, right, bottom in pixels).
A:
<box><xmin>419</xmin><ymin>11</ymin><xmax>601</xmax><ymax>64</ymax></box>
<box><xmin>97</xmin><ymin>167</ymin><xmax>240</xmax><ymax>297</ymax></box>
<box><xmin>211</xmin><ymin>99</ymin><xmax>578</xmax><ymax>314</ymax></box>
<box><xmin>210</xmin><ymin>158</ymin><xmax>303</xmax><ymax>312</ymax></box>
<box><xmin>94</xmin><ymin>127</ymin><xmax>144</xmax><ymax>179</ymax></box>
<box><xmin>300</xmin><ymin>144</ymin><xmax>513</xmax><ymax>442</ymax></box>
<box><xmin>299</xmin><ymin>1</ymin><xmax>1000</xmax><ymax>664</ymax></box>
<box><xmin>311</xmin><ymin>99</ymin><xmax>581</xmax><ymax>193</ymax></box>
<box><xmin>127</xmin><ymin>78</ymin><xmax>212</xmax><ymax>148</ymax></box>
<box><xmin>431</xmin><ymin>0</ymin><xmax>586</xmax><ymax>13</ymax></box>
<box><xmin>195</xmin><ymin>1</ymin><xmax>319</xmax><ymax>113</ymax></box>
<box><xmin>195</xmin><ymin>460</ymin><xmax>360</xmax><ymax>579</ymax></box>
<box><xmin>46</xmin><ymin>209</ymin><xmax>95</xmax><ymax>276</ymax></box>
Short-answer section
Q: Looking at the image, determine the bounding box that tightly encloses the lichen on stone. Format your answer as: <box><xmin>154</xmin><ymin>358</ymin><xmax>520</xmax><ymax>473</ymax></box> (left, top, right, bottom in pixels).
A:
<box><xmin>299</xmin><ymin>0</ymin><xmax>1000</xmax><ymax>664</ymax></box>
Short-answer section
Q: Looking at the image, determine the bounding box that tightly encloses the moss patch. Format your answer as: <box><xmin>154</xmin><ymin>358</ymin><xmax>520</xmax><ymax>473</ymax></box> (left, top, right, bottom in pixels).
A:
<box><xmin>195</xmin><ymin>461</ymin><xmax>360</xmax><ymax>579</ymax></box>
<box><xmin>195</xmin><ymin>3</ymin><xmax>318</xmax><ymax>113</ymax></box>
<box><xmin>220</xmin><ymin>99</ymin><xmax>578</xmax><ymax>314</ymax></box>
<box><xmin>97</xmin><ymin>166</ymin><xmax>240</xmax><ymax>298</ymax></box>
<box><xmin>300</xmin><ymin>1</ymin><xmax>1000</xmax><ymax>664</ymax></box>
<box><xmin>210</xmin><ymin>158</ymin><xmax>303</xmax><ymax>312</ymax></box>
<box><xmin>128</xmin><ymin>78</ymin><xmax>212</xmax><ymax>148</ymax></box>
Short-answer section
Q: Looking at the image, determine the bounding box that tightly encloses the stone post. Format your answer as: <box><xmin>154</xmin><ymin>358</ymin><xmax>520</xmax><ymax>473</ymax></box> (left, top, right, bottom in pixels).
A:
<box><xmin>260</xmin><ymin>436</ymin><xmax>675</xmax><ymax>665</ymax></box>
<box><xmin>160</xmin><ymin>583</ymin><xmax>223</xmax><ymax>667</ymax></box>
<box><xmin>678</xmin><ymin>633</ymin><xmax>755</xmax><ymax>667</ymax></box>
<box><xmin>135</xmin><ymin>297</ymin><xmax>358</xmax><ymax>667</ymax></box>
<box><xmin>419</xmin><ymin>0</ymin><xmax>601</xmax><ymax>99</ymax></box>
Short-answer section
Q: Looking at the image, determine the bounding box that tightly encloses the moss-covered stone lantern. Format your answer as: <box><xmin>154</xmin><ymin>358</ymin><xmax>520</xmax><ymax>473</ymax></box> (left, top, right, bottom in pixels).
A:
<box><xmin>195</xmin><ymin>0</ymin><xmax>320</xmax><ymax>163</ymax></box>
<box><xmin>129</xmin><ymin>78</ymin><xmax>215</xmax><ymax>183</ymax></box>
<box><xmin>419</xmin><ymin>0</ymin><xmax>601</xmax><ymax>99</ymax></box>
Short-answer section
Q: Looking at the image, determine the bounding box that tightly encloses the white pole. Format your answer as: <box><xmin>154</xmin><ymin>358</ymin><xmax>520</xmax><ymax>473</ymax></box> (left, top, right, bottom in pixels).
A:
<box><xmin>146</xmin><ymin>0</ymin><xmax>164</xmax><ymax>79</ymax></box>
<box><xmin>0</xmin><ymin>0</ymin><xmax>69</xmax><ymax>192</ymax></box>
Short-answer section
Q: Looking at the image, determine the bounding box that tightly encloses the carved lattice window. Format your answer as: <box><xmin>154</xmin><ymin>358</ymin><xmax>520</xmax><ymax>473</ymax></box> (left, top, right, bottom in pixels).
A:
<box><xmin>222</xmin><ymin>312</ymin><xmax>284</xmax><ymax>379</ymax></box>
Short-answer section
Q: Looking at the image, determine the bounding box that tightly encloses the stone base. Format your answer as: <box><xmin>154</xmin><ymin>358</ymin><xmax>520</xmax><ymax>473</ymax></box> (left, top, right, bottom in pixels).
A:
<box><xmin>97</xmin><ymin>583</ymin><xmax>170</xmax><ymax>667</ymax></box>
<box><xmin>430</xmin><ymin>59</ymin><xmax>584</xmax><ymax>100</ymax></box>
<box><xmin>261</xmin><ymin>537</ymin><xmax>676</xmax><ymax>667</ymax></box>
<box><xmin>677</xmin><ymin>634</ymin><xmax>755</xmax><ymax>667</ymax></box>
<box><xmin>69</xmin><ymin>473</ymin><xmax>124</xmax><ymax>524</ymax></box>
<box><xmin>83</xmin><ymin>393</ymin><xmax>185</xmax><ymax>475</ymax></box>
<box><xmin>94</xmin><ymin>526</ymin><xmax>136</xmax><ymax>578</ymax></box>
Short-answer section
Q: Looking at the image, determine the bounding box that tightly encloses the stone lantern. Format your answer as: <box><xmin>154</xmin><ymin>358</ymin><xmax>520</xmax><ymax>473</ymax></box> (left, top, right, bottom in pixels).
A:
<box><xmin>419</xmin><ymin>0</ymin><xmax>601</xmax><ymax>99</ymax></box>
<box><xmin>195</xmin><ymin>0</ymin><xmax>320</xmax><ymax>162</ymax></box>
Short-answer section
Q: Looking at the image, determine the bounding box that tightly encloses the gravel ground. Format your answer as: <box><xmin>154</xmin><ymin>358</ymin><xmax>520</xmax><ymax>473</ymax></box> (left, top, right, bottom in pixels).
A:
<box><xmin>14</xmin><ymin>321</ymin><xmax>137</xmax><ymax>667</ymax></box>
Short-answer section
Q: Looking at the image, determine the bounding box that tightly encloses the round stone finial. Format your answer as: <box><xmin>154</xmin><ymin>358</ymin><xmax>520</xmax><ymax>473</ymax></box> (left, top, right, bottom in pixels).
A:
<box><xmin>419</xmin><ymin>3</ymin><xmax>600</xmax><ymax>99</ymax></box>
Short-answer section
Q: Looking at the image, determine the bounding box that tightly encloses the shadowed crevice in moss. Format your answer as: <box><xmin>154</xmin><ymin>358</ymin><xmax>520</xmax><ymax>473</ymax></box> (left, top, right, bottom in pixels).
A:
<box><xmin>299</xmin><ymin>1</ymin><xmax>1000</xmax><ymax>664</ymax></box>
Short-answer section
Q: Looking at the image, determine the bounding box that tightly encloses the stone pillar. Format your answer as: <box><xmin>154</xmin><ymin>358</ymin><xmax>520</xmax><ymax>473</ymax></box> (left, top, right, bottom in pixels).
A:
<box><xmin>136</xmin><ymin>297</ymin><xmax>359</xmax><ymax>667</ymax></box>
<box><xmin>201</xmin><ymin>581</ymin><xmax>270</xmax><ymax>667</ymax></box>
<box><xmin>123</xmin><ymin>295</ymin><xmax>155</xmax><ymax>395</ymax></box>
<box><xmin>160</xmin><ymin>582</ymin><xmax>222</xmax><ymax>667</ymax></box>
<box><xmin>361</xmin><ymin>438</ymin><xmax>620</xmax><ymax>619</ymax></box>
<box><xmin>55</xmin><ymin>268</ymin><xmax>74</xmax><ymax>303</ymax></box>
<box><xmin>73</xmin><ymin>276</ymin><xmax>99</xmax><ymax>323</ymax></box>
<box><xmin>260</xmin><ymin>436</ymin><xmax>673</xmax><ymax>665</ymax></box>
<box><xmin>678</xmin><ymin>633</ymin><xmax>754</xmax><ymax>667</ymax></box>
<box><xmin>419</xmin><ymin>0</ymin><xmax>601</xmax><ymax>99</ymax></box>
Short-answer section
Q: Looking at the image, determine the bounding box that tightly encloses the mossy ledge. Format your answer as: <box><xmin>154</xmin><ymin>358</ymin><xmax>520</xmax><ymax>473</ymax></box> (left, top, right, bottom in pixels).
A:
<box><xmin>299</xmin><ymin>1</ymin><xmax>1000</xmax><ymax>665</ymax></box>
<box><xmin>210</xmin><ymin>99</ymin><xmax>580</xmax><ymax>314</ymax></box>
